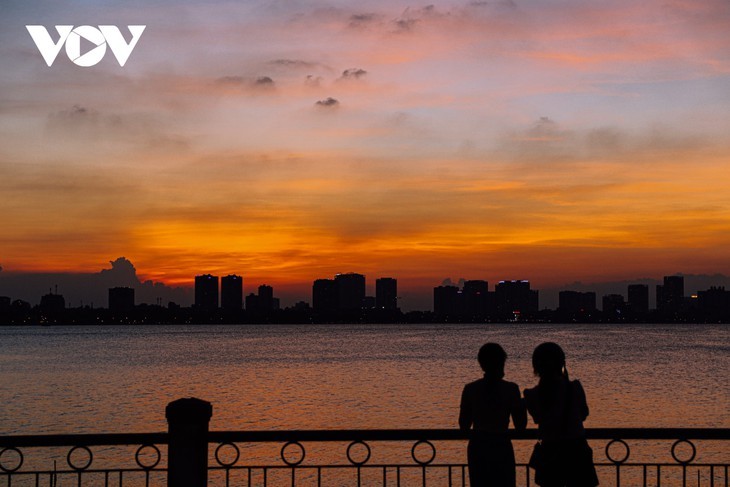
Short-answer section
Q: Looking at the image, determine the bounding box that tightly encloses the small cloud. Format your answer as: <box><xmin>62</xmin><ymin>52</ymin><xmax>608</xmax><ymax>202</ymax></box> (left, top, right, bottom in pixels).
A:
<box><xmin>305</xmin><ymin>75</ymin><xmax>323</xmax><ymax>87</ymax></box>
<box><xmin>49</xmin><ymin>104</ymin><xmax>98</xmax><ymax>123</ymax></box>
<box><xmin>349</xmin><ymin>13</ymin><xmax>381</xmax><ymax>27</ymax></box>
<box><xmin>392</xmin><ymin>5</ymin><xmax>441</xmax><ymax>32</ymax></box>
<box><xmin>216</xmin><ymin>76</ymin><xmax>246</xmax><ymax>84</ymax></box>
<box><xmin>340</xmin><ymin>68</ymin><xmax>367</xmax><ymax>80</ymax></box>
<box><xmin>46</xmin><ymin>105</ymin><xmax>101</xmax><ymax>135</ymax></box>
<box><xmin>255</xmin><ymin>76</ymin><xmax>275</xmax><ymax>86</ymax></box>
<box><xmin>269</xmin><ymin>59</ymin><xmax>317</xmax><ymax>69</ymax></box>
<box><xmin>440</xmin><ymin>278</ymin><xmax>466</xmax><ymax>287</ymax></box>
<box><xmin>315</xmin><ymin>97</ymin><xmax>340</xmax><ymax>108</ymax></box>
<box><xmin>520</xmin><ymin>116</ymin><xmax>566</xmax><ymax>142</ymax></box>
<box><xmin>215</xmin><ymin>75</ymin><xmax>276</xmax><ymax>91</ymax></box>
<box><xmin>393</xmin><ymin>18</ymin><xmax>418</xmax><ymax>31</ymax></box>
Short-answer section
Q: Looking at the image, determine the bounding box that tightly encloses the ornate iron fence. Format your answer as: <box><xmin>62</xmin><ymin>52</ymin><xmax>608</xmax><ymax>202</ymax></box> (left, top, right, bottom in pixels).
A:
<box><xmin>1</xmin><ymin>399</ymin><xmax>727</xmax><ymax>487</ymax></box>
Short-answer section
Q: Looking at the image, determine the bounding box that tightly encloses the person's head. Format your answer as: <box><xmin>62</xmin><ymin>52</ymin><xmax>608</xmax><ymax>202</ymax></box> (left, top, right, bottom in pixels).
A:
<box><xmin>532</xmin><ymin>342</ymin><xmax>566</xmax><ymax>378</ymax></box>
<box><xmin>477</xmin><ymin>342</ymin><xmax>507</xmax><ymax>380</ymax></box>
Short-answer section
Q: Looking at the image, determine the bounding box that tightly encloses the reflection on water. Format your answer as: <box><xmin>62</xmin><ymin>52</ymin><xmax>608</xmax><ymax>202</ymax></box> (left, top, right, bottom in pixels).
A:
<box><xmin>1</xmin><ymin>323</ymin><xmax>728</xmax><ymax>485</ymax></box>
<box><xmin>1</xmin><ymin>324</ymin><xmax>728</xmax><ymax>435</ymax></box>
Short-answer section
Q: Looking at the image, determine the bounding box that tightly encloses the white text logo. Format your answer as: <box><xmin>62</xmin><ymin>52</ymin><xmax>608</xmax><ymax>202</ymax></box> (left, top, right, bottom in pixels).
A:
<box><xmin>26</xmin><ymin>25</ymin><xmax>146</xmax><ymax>67</ymax></box>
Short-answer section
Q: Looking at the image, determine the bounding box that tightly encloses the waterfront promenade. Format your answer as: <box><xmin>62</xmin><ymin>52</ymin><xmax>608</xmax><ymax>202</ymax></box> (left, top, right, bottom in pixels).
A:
<box><xmin>1</xmin><ymin>398</ymin><xmax>728</xmax><ymax>487</ymax></box>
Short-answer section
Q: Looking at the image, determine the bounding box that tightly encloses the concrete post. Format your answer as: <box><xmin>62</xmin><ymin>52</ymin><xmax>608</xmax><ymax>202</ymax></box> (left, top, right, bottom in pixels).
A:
<box><xmin>166</xmin><ymin>398</ymin><xmax>212</xmax><ymax>487</ymax></box>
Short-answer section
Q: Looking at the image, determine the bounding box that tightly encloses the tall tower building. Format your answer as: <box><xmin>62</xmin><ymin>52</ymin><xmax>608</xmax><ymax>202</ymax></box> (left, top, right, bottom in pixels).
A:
<box><xmin>313</xmin><ymin>279</ymin><xmax>338</xmax><ymax>312</ymax></box>
<box><xmin>221</xmin><ymin>275</ymin><xmax>243</xmax><ymax>310</ymax></box>
<box><xmin>375</xmin><ymin>278</ymin><xmax>398</xmax><ymax>310</ymax></box>
<box><xmin>258</xmin><ymin>284</ymin><xmax>274</xmax><ymax>311</ymax></box>
<box><xmin>335</xmin><ymin>273</ymin><xmax>366</xmax><ymax>311</ymax></box>
<box><xmin>195</xmin><ymin>274</ymin><xmax>219</xmax><ymax>311</ymax></box>
<box><xmin>657</xmin><ymin>275</ymin><xmax>684</xmax><ymax>313</ymax></box>
<box><xmin>558</xmin><ymin>291</ymin><xmax>596</xmax><ymax>314</ymax></box>
<box><xmin>434</xmin><ymin>285</ymin><xmax>461</xmax><ymax>317</ymax></box>
<box><xmin>627</xmin><ymin>284</ymin><xmax>649</xmax><ymax>314</ymax></box>
<box><xmin>494</xmin><ymin>280</ymin><xmax>538</xmax><ymax>319</ymax></box>
<box><xmin>463</xmin><ymin>280</ymin><xmax>488</xmax><ymax>319</ymax></box>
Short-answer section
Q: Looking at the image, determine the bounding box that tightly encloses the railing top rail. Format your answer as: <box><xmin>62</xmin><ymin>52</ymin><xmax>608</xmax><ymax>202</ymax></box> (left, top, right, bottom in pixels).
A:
<box><xmin>1</xmin><ymin>428</ymin><xmax>728</xmax><ymax>447</ymax></box>
<box><xmin>209</xmin><ymin>428</ymin><xmax>730</xmax><ymax>442</ymax></box>
<box><xmin>0</xmin><ymin>432</ymin><xmax>168</xmax><ymax>447</ymax></box>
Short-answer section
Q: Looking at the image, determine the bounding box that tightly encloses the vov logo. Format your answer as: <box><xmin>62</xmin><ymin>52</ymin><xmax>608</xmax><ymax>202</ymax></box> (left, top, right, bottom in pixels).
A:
<box><xmin>26</xmin><ymin>25</ymin><xmax>146</xmax><ymax>67</ymax></box>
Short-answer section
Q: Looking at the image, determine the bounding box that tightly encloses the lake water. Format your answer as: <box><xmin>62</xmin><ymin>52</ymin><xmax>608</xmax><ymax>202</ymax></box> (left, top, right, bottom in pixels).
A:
<box><xmin>0</xmin><ymin>323</ymin><xmax>728</xmax><ymax>483</ymax></box>
<box><xmin>2</xmin><ymin>323</ymin><xmax>728</xmax><ymax>432</ymax></box>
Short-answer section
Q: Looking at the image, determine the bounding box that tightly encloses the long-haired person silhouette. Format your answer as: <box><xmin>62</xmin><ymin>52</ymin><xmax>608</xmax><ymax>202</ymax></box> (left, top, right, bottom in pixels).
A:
<box><xmin>523</xmin><ymin>342</ymin><xmax>599</xmax><ymax>487</ymax></box>
<box><xmin>459</xmin><ymin>343</ymin><xmax>527</xmax><ymax>487</ymax></box>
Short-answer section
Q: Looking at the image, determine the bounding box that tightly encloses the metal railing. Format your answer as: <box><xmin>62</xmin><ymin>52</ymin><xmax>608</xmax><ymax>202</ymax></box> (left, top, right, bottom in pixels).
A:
<box><xmin>1</xmin><ymin>399</ymin><xmax>727</xmax><ymax>487</ymax></box>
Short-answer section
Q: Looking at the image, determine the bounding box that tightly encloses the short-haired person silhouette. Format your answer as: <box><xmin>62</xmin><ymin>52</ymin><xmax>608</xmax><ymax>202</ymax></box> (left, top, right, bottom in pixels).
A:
<box><xmin>523</xmin><ymin>342</ymin><xmax>599</xmax><ymax>487</ymax></box>
<box><xmin>460</xmin><ymin>343</ymin><xmax>527</xmax><ymax>487</ymax></box>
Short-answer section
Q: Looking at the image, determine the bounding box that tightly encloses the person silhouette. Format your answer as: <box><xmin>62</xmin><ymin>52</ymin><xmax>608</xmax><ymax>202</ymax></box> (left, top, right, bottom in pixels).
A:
<box><xmin>523</xmin><ymin>342</ymin><xmax>599</xmax><ymax>487</ymax></box>
<box><xmin>459</xmin><ymin>343</ymin><xmax>527</xmax><ymax>487</ymax></box>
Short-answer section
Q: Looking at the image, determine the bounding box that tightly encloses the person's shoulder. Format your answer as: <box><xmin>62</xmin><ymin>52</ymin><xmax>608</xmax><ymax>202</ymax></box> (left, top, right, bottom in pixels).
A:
<box><xmin>500</xmin><ymin>379</ymin><xmax>521</xmax><ymax>393</ymax></box>
<box><xmin>462</xmin><ymin>378</ymin><xmax>484</xmax><ymax>392</ymax></box>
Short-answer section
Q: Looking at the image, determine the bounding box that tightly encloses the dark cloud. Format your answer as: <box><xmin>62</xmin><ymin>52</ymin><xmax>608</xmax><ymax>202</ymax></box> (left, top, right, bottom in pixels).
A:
<box><xmin>349</xmin><ymin>13</ymin><xmax>382</xmax><ymax>27</ymax></box>
<box><xmin>441</xmin><ymin>278</ymin><xmax>466</xmax><ymax>287</ymax></box>
<box><xmin>340</xmin><ymin>68</ymin><xmax>367</xmax><ymax>80</ymax></box>
<box><xmin>393</xmin><ymin>5</ymin><xmax>442</xmax><ymax>31</ymax></box>
<box><xmin>269</xmin><ymin>59</ymin><xmax>317</xmax><ymax>68</ymax></box>
<box><xmin>0</xmin><ymin>257</ymin><xmax>190</xmax><ymax>307</ymax></box>
<box><xmin>47</xmin><ymin>105</ymin><xmax>100</xmax><ymax>131</ymax></box>
<box><xmin>526</xmin><ymin>116</ymin><xmax>564</xmax><ymax>141</ymax></box>
<box><xmin>255</xmin><ymin>76</ymin><xmax>275</xmax><ymax>86</ymax></box>
<box><xmin>393</xmin><ymin>18</ymin><xmax>419</xmax><ymax>31</ymax></box>
<box><xmin>268</xmin><ymin>59</ymin><xmax>331</xmax><ymax>72</ymax></box>
<box><xmin>315</xmin><ymin>97</ymin><xmax>340</xmax><ymax>108</ymax></box>
<box><xmin>469</xmin><ymin>0</ymin><xmax>518</xmax><ymax>9</ymax></box>
<box><xmin>217</xmin><ymin>76</ymin><xmax>246</xmax><ymax>84</ymax></box>
<box><xmin>216</xmin><ymin>75</ymin><xmax>276</xmax><ymax>91</ymax></box>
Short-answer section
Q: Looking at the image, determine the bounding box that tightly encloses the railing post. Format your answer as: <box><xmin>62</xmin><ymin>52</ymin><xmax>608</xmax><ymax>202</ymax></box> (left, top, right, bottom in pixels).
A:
<box><xmin>166</xmin><ymin>398</ymin><xmax>213</xmax><ymax>487</ymax></box>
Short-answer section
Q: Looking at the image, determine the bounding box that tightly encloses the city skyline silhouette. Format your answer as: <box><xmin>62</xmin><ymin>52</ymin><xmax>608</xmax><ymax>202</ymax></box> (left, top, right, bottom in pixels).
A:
<box><xmin>2</xmin><ymin>257</ymin><xmax>730</xmax><ymax>323</ymax></box>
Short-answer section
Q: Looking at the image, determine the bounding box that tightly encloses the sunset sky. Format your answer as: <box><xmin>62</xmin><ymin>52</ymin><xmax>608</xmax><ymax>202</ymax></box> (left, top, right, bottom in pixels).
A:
<box><xmin>1</xmin><ymin>0</ymin><xmax>730</xmax><ymax>308</ymax></box>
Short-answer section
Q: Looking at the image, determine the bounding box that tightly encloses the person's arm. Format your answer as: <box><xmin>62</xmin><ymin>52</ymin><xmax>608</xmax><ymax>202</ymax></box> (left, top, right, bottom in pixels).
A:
<box><xmin>458</xmin><ymin>385</ymin><xmax>472</xmax><ymax>430</ymax></box>
<box><xmin>574</xmin><ymin>380</ymin><xmax>589</xmax><ymax>420</ymax></box>
<box><xmin>523</xmin><ymin>388</ymin><xmax>541</xmax><ymax>425</ymax></box>
<box><xmin>511</xmin><ymin>384</ymin><xmax>527</xmax><ymax>430</ymax></box>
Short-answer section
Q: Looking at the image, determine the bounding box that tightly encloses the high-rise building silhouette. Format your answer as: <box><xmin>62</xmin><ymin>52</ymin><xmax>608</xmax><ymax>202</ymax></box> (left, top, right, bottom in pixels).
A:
<box><xmin>313</xmin><ymin>278</ymin><xmax>338</xmax><ymax>312</ymax></box>
<box><xmin>494</xmin><ymin>280</ymin><xmax>538</xmax><ymax>319</ymax></box>
<box><xmin>335</xmin><ymin>273</ymin><xmax>366</xmax><ymax>311</ymax></box>
<box><xmin>697</xmin><ymin>286</ymin><xmax>730</xmax><ymax>319</ymax></box>
<box><xmin>376</xmin><ymin>278</ymin><xmax>398</xmax><ymax>310</ymax></box>
<box><xmin>627</xmin><ymin>284</ymin><xmax>649</xmax><ymax>314</ymax></box>
<box><xmin>258</xmin><ymin>284</ymin><xmax>274</xmax><ymax>311</ymax></box>
<box><xmin>434</xmin><ymin>285</ymin><xmax>461</xmax><ymax>317</ymax></box>
<box><xmin>602</xmin><ymin>293</ymin><xmax>626</xmax><ymax>318</ymax></box>
<box><xmin>246</xmin><ymin>284</ymin><xmax>278</xmax><ymax>313</ymax></box>
<box><xmin>221</xmin><ymin>275</ymin><xmax>243</xmax><ymax>310</ymax></box>
<box><xmin>194</xmin><ymin>274</ymin><xmax>219</xmax><ymax>311</ymax></box>
<box><xmin>462</xmin><ymin>280</ymin><xmax>488</xmax><ymax>319</ymax></box>
<box><xmin>109</xmin><ymin>287</ymin><xmax>135</xmax><ymax>312</ymax></box>
<box><xmin>657</xmin><ymin>275</ymin><xmax>684</xmax><ymax>314</ymax></box>
<box><xmin>559</xmin><ymin>291</ymin><xmax>596</xmax><ymax>314</ymax></box>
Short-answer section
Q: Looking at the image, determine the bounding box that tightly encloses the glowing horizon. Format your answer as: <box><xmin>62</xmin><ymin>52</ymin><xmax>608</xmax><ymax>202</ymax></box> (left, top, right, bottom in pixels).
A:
<box><xmin>2</xmin><ymin>0</ymin><xmax>730</xmax><ymax>307</ymax></box>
